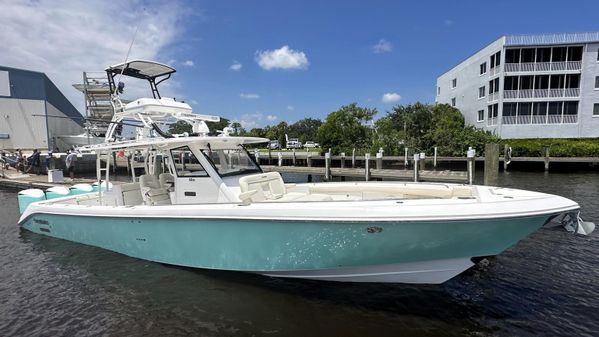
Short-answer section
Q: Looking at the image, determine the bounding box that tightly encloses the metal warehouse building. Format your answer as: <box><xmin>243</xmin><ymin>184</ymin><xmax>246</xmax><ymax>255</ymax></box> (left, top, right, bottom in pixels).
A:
<box><xmin>0</xmin><ymin>65</ymin><xmax>84</xmax><ymax>150</ymax></box>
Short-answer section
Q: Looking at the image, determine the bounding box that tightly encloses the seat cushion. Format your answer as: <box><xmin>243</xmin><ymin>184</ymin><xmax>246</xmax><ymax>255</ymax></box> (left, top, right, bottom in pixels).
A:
<box><xmin>238</xmin><ymin>172</ymin><xmax>287</xmax><ymax>201</ymax></box>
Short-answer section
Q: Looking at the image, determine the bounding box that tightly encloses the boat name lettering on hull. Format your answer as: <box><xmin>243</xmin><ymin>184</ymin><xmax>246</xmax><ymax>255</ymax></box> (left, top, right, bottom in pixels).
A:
<box><xmin>366</xmin><ymin>226</ymin><xmax>383</xmax><ymax>234</ymax></box>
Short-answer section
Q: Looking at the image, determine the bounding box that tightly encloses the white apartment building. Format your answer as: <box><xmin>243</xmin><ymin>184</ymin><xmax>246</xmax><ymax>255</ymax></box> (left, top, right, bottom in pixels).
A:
<box><xmin>436</xmin><ymin>32</ymin><xmax>599</xmax><ymax>139</ymax></box>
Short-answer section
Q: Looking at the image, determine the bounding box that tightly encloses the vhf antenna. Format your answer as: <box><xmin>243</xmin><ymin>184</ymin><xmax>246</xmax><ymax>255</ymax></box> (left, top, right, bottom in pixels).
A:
<box><xmin>113</xmin><ymin>8</ymin><xmax>145</xmax><ymax>97</ymax></box>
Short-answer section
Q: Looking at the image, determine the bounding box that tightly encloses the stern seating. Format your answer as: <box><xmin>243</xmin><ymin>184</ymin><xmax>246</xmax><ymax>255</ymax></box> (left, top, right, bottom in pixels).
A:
<box><xmin>140</xmin><ymin>174</ymin><xmax>171</xmax><ymax>205</ymax></box>
<box><xmin>238</xmin><ymin>172</ymin><xmax>331</xmax><ymax>203</ymax></box>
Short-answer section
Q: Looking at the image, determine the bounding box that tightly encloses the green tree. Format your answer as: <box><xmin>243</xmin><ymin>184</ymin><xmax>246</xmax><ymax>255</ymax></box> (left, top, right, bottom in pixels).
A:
<box><xmin>247</xmin><ymin>127</ymin><xmax>267</xmax><ymax>138</ymax></box>
<box><xmin>288</xmin><ymin>118</ymin><xmax>322</xmax><ymax>143</ymax></box>
<box><xmin>372</xmin><ymin>116</ymin><xmax>405</xmax><ymax>155</ymax></box>
<box><xmin>265</xmin><ymin>122</ymin><xmax>289</xmax><ymax>145</ymax></box>
<box><xmin>316</xmin><ymin>103</ymin><xmax>376</xmax><ymax>154</ymax></box>
<box><xmin>168</xmin><ymin>120</ymin><xmax>192</xmax><ymax>134</ymax></box>
<box><xmin>205</xmin><ymin>117</ymin><xmax>230</xmax><ymax>136</ymax></box>
<box><xmin>372</xmin><ymin>102</ymin><xmax>499</xmax><ymax>156</ymax></box>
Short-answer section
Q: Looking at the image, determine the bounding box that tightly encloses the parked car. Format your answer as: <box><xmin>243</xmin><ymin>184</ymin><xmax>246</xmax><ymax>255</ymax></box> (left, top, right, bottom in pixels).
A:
<box><xmin>285</xmin><ymin>138</ymin><xmax>303</xmax><ymax>149</ymax></box>
<box><xmin>268</xmin><ymin>140</ymin><xmax>280</xmax><ymax>149</ymax></box>
<box><xmin>303</xmin><ymin>141</ymin><xmax>320</xmax><ymax>148</ymax></box>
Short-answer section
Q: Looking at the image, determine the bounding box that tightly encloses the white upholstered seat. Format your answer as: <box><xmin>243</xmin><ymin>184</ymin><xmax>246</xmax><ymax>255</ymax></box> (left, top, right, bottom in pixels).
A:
<box><xmin>139</xmin><ymin>174</ymin><xmax>171</xmax><ymax>205</ymax></box>
<box><xmin>238</xmin><ymin>172</ymin><xmax>331</xmax><ymax>203</ymax></box>
<box><xmin>159</xmin><ymin>173</ymin><xmax>174</xmax><ymax>190</ymax></box>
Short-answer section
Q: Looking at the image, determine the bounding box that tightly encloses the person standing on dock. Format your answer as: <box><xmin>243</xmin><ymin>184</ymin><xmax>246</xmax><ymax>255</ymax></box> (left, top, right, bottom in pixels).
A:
<box><xmin>65</xmin><ymin>150</ymin><xmax>77</xmax><ymax>179</ymax></box>
<box><xmin>45</xmin><ymin>151</ymin><xmax>55</xmax><ymax>171</ymax></box>
<box><xmin>26</xmin><ymin>149</ymin><xmax>41</xmax><ymax>175</ymax></box>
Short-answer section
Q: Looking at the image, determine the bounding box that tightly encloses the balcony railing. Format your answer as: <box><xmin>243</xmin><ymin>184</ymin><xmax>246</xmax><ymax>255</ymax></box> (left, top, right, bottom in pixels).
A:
<box><xmin>489</xmin><ymin>66</ymin><xmax>500</xmax><ymax>77</ymax></box>
<box><xmin>502</xmin><ymin>114</ymin><xmax>578</xmax><ymax>125</ymax></box>
<box><xmin>503</xmin><ymin>88</ymin><xmax>579</xmax><ymax>100</ymax></box>
<box><xmin>487</xmin><ymin>92</ymin><xmax>499</xmax><ymax>102</ymax></box>
<box><xmin>519</xmin><ymin>89</ymin><xmax>533</xmax><ymax>98</ymax></box>
<box><xmin>487</xmin><ymin>116</ymin><xmax>498</xmax><ymax>126</ymax></box>
<box><xmin>504</xmin><ymin>61</ymin><xmax>582</xmax><ymax>73</ymax></box>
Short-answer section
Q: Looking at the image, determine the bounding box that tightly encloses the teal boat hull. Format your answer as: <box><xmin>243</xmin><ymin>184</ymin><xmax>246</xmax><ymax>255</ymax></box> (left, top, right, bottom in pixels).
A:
<box><xmin>19</xmin><ymin>213</ymin><xmax>550</xmax><ymax>283</ymax></box>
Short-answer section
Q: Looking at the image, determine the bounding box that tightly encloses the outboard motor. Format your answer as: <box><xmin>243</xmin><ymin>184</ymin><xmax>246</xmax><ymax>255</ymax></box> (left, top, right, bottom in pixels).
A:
<box><xmin>69</xmin><ymin>183</ymin><xmax>94</xmax><ymax>195</ymax></box>
<box><xmin>17</xmin><ymin>189</ymin><xmax>46</xmax><ymax>214</ymax></box>
<box><xmin>92</xmin><ymin>181</ymin><xmax>113</xmax><ymax>192</ymax></box>
<box><xmin>45</xmin><ymin>186</ymin><xmax>71</xmax><ymax>200</ymax></box>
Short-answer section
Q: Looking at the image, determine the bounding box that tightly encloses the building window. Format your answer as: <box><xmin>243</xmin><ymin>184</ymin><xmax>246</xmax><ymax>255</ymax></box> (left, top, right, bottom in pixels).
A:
<box><xmin>480</xmin><ymin>62</ymin><xmax>487</xmax><ymax>75</ymax></box>
<box><xmin>477</xmin><ymin>109</ymin><xmax>485</xmax><ymax>122</ymax></box>
<box><xmin>595</xmin><ymin>76</ymin><xmax>599</xmax><ymax>89</ymax></box>
<box><xmin>594</xmin><ymin>103</ymin><xmax>599</xmax><ymax>116</ymax></box>
<box><xmin>452</xmin><ymin>78</ymin><xmax>457</xmax><ymax>88</ymax></box>
<box><xmin>478</xmin><ymin>86</ymin><xmax>486</xmax><ymax>98</ymax></box>
<box><xmin>489</xmin><ymin>78</ymin><xmax>500</xmax><ymax>94</ymax></box>
<box><xmin>437</xmin><ymin>86</ymin><xmax>440</xmax><ymax>95</ymax></box>
<box><xmin>490</xmin><ymin>51</ymin><xmax>501</xmax><ymax>68</ymax></box>
<box><xmin>451</xmin><ymin>97</ymin><xmax>456</xmax><ymax>106</ymax></box>
<box><xmin>488</xmin><ymin>104</ymin><xmax>498</xmax><ymax>118</ymax></box>
<box><xmin>487</xmin><ymin>104</ymin><xmax>499</xmax><ymax>125</ymax></box>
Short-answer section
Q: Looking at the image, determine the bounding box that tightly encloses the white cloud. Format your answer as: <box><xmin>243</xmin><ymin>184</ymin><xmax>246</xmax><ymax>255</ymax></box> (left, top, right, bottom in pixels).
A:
<box><xmin>189</xmin><ymin>99</ymin><xmax>198</xmax><ymax>105</ymax></box>
<box><xmin>255</xmin><ymin>45</ymin><xmax>309</xmax><ymax>70</ymax></box>
<box><xmin>240</xmin><ymin>93</ymin><xmax>260</xmax><ymax>99</ymax></box>
<box><xmin>0</xmin><ymin>1</ymin><xmax>187</xmax><ymax>113</ymax></box>
<box><xmin>382</xmin><ymin>92</ymin><xmax>401</xmax><ymax>103</ymax></box>
<box><xmin>287</xmin><ymin>105</ymin><xmax>294</xmax><ymax>111</ymax></box>
<box><xmin>229</xmin><ymin>61</ymin><xmax>242</xmax><ymax>71</ymax></box>
<box><xmin>182</xmin><ymin>60</ymin><xmax>194</xmax><ymax>66</ymax></box>
<box><xmin>234</xmin><ymin>112</ymin><xmax>278</xmax><ymax>129</ymax></box>
<box><xmin>372</xmin><ymin>39</ymin><xmax>392</xmax><ymax>53</ymax></box>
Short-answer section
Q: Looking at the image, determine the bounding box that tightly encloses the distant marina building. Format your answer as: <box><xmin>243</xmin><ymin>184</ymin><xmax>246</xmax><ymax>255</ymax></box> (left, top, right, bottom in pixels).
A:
<box><xmin>436</xmin><ymin>32</ymin><xmax>599</xmax><ymax>139</ymax></box>
<box><xmin>0</xmin><ymin>65</ymin><xmax>84</xmax><ymax>150</ymax></box>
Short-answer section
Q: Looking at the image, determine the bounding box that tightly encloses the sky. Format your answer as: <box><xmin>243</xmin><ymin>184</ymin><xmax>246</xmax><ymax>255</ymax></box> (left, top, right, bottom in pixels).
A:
<box><xmin>1</xmin><ymin>0</ymin><xmax>599</xmax><ymax>130</ymax></box>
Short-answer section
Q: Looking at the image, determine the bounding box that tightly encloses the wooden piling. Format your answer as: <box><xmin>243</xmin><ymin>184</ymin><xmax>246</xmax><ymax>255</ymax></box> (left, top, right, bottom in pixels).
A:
<box><xmin>352</xmin><ymin>148</ymin><xmax>356</xmax><ymax>168</ymax></box>
<box><xmin>484</xmin><ymin>143</ymin><xmax>499</xmax><ymax>186</ymax></box>
<box><xmin>503</xmin><ymin>144</ymin><xmax>509</xmax><ymax>171</ymax></box>
<box><xmin>325</xmin><ymin>152</ymin><xmax>332</xmax><ymax>181</ymax></box>
<box><xmin>544</xmin><ymin>147</ymin><xmax>550</xmax><ymax>171</ymax></box>
<box><xmin>433</xmin><ymin>147</ymin><xmax>438</xmax><ymax>169</ymax></box>
<box><xmin>340</xmin><ymin>152</ymin><xmax>345</xmax><ymax>168</ymax></box>
<box><xmin>376</xmin><ymin>152</ymin><xmax>383</xmax><ymax>170</ymax></box>
<box><xmin>364</xmin><ymin>153</ymin><xmax>371</xmax><ymax>181</ymax></box>
<box><xmin>404</xmin><ymin>147</ymin><xmax>409</xmax><ymax>168</ymax></box>
<box><xmin>413</xmin><ymin>153</ymin><xmax>419</xmax><ymax>182</ymax></box>
<box><xmin>466</xmin><ymin>147</ymin><xmax>475</xmax><ymax>185</ymax></box>
<box><xmin>307</xmin><ymin>153</ymin><xmax>312</xmax><ymax>167</ymax></box>
<box><xmin>292</xmin><ymin>149</ymin><xmax>296</xmax><ymax>166</ymax></box>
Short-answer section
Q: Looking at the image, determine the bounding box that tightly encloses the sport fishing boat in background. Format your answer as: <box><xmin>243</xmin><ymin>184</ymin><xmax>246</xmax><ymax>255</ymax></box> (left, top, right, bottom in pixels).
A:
<box><xmin>16</xmin><ymin>60</ymin><xmax>595</xmax><ymax>284</ymax></box>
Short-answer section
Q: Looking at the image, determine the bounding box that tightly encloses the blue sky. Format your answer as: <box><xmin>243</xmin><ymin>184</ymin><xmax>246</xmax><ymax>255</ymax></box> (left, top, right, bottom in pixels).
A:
<box><xmin>2</xmin><ymin>0</ymin><xmax>599</xmax><ymax>129</ymax></box>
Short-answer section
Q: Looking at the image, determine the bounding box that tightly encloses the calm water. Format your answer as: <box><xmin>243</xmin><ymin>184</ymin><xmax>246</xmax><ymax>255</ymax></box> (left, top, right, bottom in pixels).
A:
<box><xmin>0</xmin><ymin>171</ymin><xmax>598</xmax><ymax>337</ymax></box>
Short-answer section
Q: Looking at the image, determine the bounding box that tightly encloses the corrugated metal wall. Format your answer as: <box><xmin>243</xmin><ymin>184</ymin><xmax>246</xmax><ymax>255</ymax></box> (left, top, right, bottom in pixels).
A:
<box><xmin>0</xmin><ymin>66</ymin><xmax>83</xmax><ymax>150</ymax></box>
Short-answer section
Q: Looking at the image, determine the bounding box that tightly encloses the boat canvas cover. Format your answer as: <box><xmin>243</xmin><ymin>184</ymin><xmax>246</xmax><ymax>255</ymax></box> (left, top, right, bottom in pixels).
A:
<box><xmin>105</xmin><ymin>60</ymin><xmax>176</xmax><ymax>79</ymax></box>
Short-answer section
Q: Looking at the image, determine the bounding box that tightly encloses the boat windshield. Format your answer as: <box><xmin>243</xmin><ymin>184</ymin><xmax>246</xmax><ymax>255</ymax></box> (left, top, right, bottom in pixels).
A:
<box><xmin>202</xmin><ymin>147</ymin><xmax>261</xmax><ymax>177</ymax></box>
